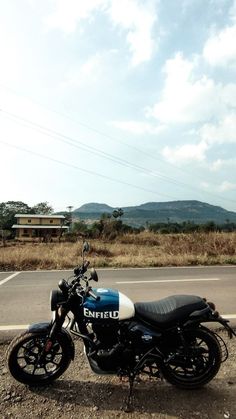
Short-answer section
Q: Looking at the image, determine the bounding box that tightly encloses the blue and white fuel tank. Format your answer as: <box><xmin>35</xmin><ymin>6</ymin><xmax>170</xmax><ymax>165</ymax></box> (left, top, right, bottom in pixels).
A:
<box><xmin>83</xmin><ymin>288</ymin><xmax>135</xmax><ymax>321</ymax></box>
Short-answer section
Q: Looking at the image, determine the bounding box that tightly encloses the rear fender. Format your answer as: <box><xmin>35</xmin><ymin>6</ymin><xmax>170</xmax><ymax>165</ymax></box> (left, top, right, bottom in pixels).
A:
<box><xmin>28</xmin><ymin>322</ymin><xmax>75</xmax><ymax>360</ymax></box>
<box><xmin>184</xmin><ymin>313</ymin><xmax>236</xmax><ymax>339</ymax></box>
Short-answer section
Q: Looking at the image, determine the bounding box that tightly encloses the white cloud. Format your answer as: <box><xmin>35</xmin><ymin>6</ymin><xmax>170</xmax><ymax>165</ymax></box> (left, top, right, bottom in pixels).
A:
<box><xmin>230</xmin><ymin>0</ymin><xmax>236</xmax><ymax>21</ymax></box>
<box><xmin>44</xmin><ymin>0</ymin><xmax>106</xmax><ymax>34</ymax></box>
<box><xmin>161</xmin><ymin>110</ymin><xmax>236</xmax><ymax>167</ymax></box>
<box><xmin>108</xmin><ymin>0</ymin><xmax>157</xmax><ymax>66</ymax></box>
<box><xmin>110</xmin><ymin>120</ymin><xmax>165</xmax><ymax>135</ymax></box>
<box><xmin>200</xmin><ymin>180</ymin><xmax>236</xmax><ymax>192</ymax></box>
<box><xmin>44</xmin><ymin>0</ymin><xmax>158</xmax><ymax>66</ymax></box>
<box><xmin>201</xmin><ymin>181</ymin><xmax>210</xmax><ymax>189</ymax></box>
<box><xmin>210</xmin><ymin>158</ymin><xmax>236</xmax><ymax>172</ymax></box>
<box><xmin>0</xmin><ymin>27</ymin><xmax>22</xmax><ymax>84</ymax></box>
<box><xmin>203</xmin><ymin>24</ymin><xmax>236</xmax><ymax>66</ymax></box>
<box><xmin>210</xmin><ymin>159</ymin><xmax>224</xmax><ymax>172</ymax></box>
<box><xmin>162</xmin><ymin>140</ymin><xmax>209</xmax><ymax>164</ymax></box>
<box><xmin>200</xmin><ymin>113</ymin><xmax>236</xmax><ymax>145</ymax></box>
<box><xmin>62</xmin><ymin>53</ymin><xmax>104</xmax><ymax>88</ymax></box>
<box><xmin>146</xmin><ymin>53</ymin><xmax>225</xmax><ymax>124</ymax></box>
<box><xmin>218</xmin><ymin>181</ymin><xmax>236</xmax><ymax>192</ymax></box>
<box><xmin>155</xmin><ymin>53</ymin><xmax>236</xmax><ymax>165</ymax></box>
<box><xmin>221</xmin><ymin>83</ymin><xmax>236</xmax><ymax>107</ymax></box>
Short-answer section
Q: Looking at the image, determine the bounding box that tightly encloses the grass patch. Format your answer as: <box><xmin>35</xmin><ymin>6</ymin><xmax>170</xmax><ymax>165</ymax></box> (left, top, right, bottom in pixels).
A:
<box><xmin>0</xmin><ymin>232</ymin><xmax>235</xmax><ymax>271</ymax></box>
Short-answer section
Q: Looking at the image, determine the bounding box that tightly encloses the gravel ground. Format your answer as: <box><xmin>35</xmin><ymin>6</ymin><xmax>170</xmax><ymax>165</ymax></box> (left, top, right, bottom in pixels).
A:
<box><xmin>0</xmin><ymin>332</ymin><xmax>236</xmax><ymax>419</ymax></box>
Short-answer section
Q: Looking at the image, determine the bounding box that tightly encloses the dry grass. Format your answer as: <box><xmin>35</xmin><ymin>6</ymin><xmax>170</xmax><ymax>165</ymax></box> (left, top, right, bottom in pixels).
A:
<box><xmin>0</xmin><ymin>232</ymin><xmax>236</xmax><ymax>271</ymax></box>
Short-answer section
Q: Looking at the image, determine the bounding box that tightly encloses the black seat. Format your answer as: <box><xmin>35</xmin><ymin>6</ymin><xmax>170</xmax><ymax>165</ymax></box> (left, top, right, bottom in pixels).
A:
<box><xmin>135</xmin><ymin>295</ymin><xmax>208</xmax><ymax>327</ymax></box>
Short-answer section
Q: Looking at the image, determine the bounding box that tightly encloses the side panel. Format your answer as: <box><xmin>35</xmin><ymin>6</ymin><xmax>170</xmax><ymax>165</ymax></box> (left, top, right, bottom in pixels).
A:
<box><xmin>118</xmin><ymin>292</ymin><xmax>135</xmax><ymax>320</ymax></box>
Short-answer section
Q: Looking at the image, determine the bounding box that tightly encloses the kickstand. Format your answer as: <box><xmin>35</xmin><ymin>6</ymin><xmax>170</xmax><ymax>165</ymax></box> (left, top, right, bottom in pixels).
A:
<box><xmin>123</xmin><ymin>373</ymin><xmax>135</xmax><ymax>413</ymax></box>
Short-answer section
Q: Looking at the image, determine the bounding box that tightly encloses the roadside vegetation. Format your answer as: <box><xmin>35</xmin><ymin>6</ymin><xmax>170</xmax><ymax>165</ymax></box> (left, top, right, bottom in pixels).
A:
<box><xmin>1</xmin><ymin>201</ymin><xmax>236</xmax><ymax>271</ymax></box>
<box><xmin>0</xmin><ymin>231</ymin><xmax>235</xmax><ymax>271</ymax></box>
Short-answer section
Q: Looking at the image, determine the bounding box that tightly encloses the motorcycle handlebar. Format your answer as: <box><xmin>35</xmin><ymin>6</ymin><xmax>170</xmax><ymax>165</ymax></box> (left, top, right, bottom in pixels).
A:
<box><xmin>74</xmin><ymin>260</ymin><xmax>90</xmax><ymax>277</ymax></box>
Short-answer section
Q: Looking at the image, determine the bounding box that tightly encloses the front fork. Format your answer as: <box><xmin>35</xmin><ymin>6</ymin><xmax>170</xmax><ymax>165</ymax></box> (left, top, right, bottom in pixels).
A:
<box><xmin>43</xmin><ymin>307</ymin><xmax>68</xmax><ymax>355</ymax></box>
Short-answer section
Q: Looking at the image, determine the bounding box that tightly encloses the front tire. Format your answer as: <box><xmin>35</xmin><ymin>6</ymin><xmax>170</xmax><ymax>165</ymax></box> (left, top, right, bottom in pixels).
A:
<box><xmin>6</xmin><ymin>331</ymin><xmax>72</xmax><ymax>385</ymax></box>
<box><xmin>161</xmin><ymin>328</ymin><xmax>222</xmax><ymax>389</ymax></box>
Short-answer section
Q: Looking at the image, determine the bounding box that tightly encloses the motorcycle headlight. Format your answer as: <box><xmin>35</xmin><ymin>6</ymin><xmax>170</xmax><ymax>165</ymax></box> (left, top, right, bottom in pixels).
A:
<box><xmin>50</xmin><ymin>289</ymin><xmax>65</xmax><ymax>311</ymax></box>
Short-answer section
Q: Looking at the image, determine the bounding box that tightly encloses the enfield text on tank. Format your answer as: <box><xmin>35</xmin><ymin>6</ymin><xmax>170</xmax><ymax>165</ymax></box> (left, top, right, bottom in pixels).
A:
<box><xmin>6</xmin><ymin>242</ymin><xmax>236</xmax><ymax>408</ymax></box>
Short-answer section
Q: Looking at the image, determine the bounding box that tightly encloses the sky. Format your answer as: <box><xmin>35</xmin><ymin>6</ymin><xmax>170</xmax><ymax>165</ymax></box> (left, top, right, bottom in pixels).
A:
<box><xmin>0</xmin><ymin>0</ymin><xmax>236</xmax><ymax>213</ymax></box>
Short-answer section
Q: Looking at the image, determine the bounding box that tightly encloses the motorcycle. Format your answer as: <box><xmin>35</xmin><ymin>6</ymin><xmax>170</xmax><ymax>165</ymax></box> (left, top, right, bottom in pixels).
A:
<box><xmin>6</xmin><ymin>242</ymin><xmax>236</xmax><ymax>408</ymax></box>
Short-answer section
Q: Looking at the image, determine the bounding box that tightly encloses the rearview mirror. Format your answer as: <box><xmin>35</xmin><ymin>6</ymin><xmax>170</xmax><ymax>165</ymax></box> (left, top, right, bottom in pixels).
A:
<box><xmin>82</xmin><ymin>241</ymin><xmax>90</xmax><ymax>254</ymax></box>
<box><xmin>82</xmin><ymin>241</ymin><xmax>90</xmax><ymax>263</ymax></box>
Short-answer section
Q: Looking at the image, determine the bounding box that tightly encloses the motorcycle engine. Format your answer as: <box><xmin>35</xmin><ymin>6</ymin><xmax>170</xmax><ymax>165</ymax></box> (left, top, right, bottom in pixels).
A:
<box><xmin>88</xmin><ymin>323</ymin><xmax>134</xmax><ymax>372</ymax></box>
<box><xmin>92</xmin><ymin>323</ymin><xmax>119</xmax><ymax>349</ymax></box>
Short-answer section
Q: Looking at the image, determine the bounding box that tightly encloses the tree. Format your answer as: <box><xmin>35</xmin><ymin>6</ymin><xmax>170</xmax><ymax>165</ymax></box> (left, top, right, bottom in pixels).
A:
<box><xmin>0</xmin><ymin>201</ymin><xmax>31</xmax><ymax>231</ymax></box>
<box><xmin>112</xmin><ymin>208</ymin><xmax>124</xmax><ymax>219</ymax></box>
<box><xmin>72</xmin><ymin>220</ymin><xmax>88</xmax><ymax>235</ymax></box>
<box><xmin>202</xmin><ymin>221</ymin><xmax>217</xmax><ymax>232</ymax></box>
<box><xmin>31</xmin><ymin>202</ymin><xmax>53</xmax><ymax>214</ymax></box>
<box><xmin>100</xmin><ymin>212</ymin><xmax>112</xmax><ymax>220</ymax></box>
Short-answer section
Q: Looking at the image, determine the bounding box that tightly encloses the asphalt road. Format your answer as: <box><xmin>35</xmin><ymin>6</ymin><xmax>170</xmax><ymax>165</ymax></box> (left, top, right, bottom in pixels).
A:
<box><xmin>0</xmin><ymin>266</ymin><xmax>236</xmax><ymax>333</ymax></box>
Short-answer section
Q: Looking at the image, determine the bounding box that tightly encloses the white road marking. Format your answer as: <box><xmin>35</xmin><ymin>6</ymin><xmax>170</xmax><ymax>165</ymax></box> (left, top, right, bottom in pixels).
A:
<box><xmin>0</xmin><ymin>272</ymin><xmax>20</xmax><ymax>286</ymax></box>
<box><xmin>0</xmin><ymin>325</ymin><xmax>29</xmax><ymax>331</ymax></box>
<box><xmin>1</xmin><ymin>265</ymin><xmax>235</xmax><ymax>273</ymax></box>
<box><xmin>0</xmin><ymin>319</ymin><xmax>69</xmax><ymax>332</ymax></box>
<box><xmin>116</xmin><ymin>278</ymin><xmax>221</xmax><ymax>284</ymax></box>
<box><xmin>0</xmin><ymin>314</ymin><xmax>236</xmax><ymax>331</ymax></box>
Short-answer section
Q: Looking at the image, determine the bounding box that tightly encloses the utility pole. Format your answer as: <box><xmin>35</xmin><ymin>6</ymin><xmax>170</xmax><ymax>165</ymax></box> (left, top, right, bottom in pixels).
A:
<box><xmin>67</xmin><ymin>206</ymin><xmax>73</xmax><ymax>232</ymax></box>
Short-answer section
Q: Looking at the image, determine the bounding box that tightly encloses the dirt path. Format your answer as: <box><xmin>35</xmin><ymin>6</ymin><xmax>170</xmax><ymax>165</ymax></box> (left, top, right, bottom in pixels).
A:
<box><xmin>1</xmin><ymin>333</ymin><xmax>236</xmax><ymax>419</ymax></box>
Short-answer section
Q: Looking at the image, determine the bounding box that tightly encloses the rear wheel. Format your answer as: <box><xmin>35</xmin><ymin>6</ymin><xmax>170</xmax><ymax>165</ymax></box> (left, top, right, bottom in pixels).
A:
<box><xmin>161</xmin><ymin>328</ymin><xmax>222</xmax><ymax>389</ymax></box>
<box><xmin>6</xmin><ymin>332</ymin><xmax>72</xmax><ymax>385</ymax></box>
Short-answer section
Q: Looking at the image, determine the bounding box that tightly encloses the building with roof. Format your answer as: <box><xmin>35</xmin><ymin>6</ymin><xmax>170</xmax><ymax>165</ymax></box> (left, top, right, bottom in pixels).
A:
<box><xmin>12</xmin><ymin>214</ymin><xmax>69</xmax><ymax>241</ymax></box>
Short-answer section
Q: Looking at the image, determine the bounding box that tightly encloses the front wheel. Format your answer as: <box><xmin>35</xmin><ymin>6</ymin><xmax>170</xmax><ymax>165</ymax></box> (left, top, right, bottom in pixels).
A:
<box><xmin>6</xmin><ymin>331</ymin><xmax>72</xmax><ymax>385</ymax></box>
<box><xmin>161</xmin><ymin>328</ymin><xmax>222</xmax><ymax>389</ymax></box>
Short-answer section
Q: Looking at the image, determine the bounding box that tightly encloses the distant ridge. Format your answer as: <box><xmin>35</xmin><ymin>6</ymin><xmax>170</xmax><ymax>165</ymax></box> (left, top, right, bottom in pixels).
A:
<box><xmin>76</xmin><ymin>203</ymin><xmax>113</xmax><ymax>213</ymax></box>
<box><xmin>73</xmin><ymin>200</ymin><xmax>236</xmax><ymax>226</ymax></box>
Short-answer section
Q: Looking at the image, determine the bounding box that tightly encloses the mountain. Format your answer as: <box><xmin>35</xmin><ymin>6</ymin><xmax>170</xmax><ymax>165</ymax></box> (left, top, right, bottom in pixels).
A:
<box><xmin>75</xmin><ymin>203</ymin><xmax>114</xmax><ymax>213</ymax></box>
<box><xmin>73</xmin><ymin>200</ymin><xmax>236</xmax><ymax>226</ymax></box>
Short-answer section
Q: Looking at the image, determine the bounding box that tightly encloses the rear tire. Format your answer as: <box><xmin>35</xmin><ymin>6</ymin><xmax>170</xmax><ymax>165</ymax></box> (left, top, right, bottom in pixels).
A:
<box><xmin>161</xmin><ymin>328</ymin><xmax>222</xmax><ymax>389</ymax></box>
<box><xmin>6</xmin><ymin>332</ymin><xmax>72</xmax><ymax>385</ymax></box>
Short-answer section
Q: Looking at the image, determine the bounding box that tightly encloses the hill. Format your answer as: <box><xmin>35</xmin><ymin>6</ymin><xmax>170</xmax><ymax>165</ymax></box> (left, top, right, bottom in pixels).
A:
<box><xmin>73</xmin><ymin>200</ymin><xmax>236</xmax><ymax>227</ymax></box>
<box><xmin>76</xmin><ymin>203</ymin><xmax>113</xmax><ymax>213</ymax></box>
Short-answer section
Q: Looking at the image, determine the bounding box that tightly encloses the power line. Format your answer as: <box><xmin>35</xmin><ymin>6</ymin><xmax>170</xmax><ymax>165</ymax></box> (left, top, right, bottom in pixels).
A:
<box><xmin>1</xmin><ymin>108</ymin><xmax>236</xmax><ymax>206</ymax></box>
<box><xmin>0</xmin><ymin>83</ymin><xmax>227</xmax><ymax>189</ymax></box>
<box><xmin>1</xmin><ymin>110</ymin><xmax>194</xmax><ymax>189</ymax></box>
<box><xmin>0</xmin><ymin>139</ymin><xmax>180</xmax><ymax>201</ymax></box>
